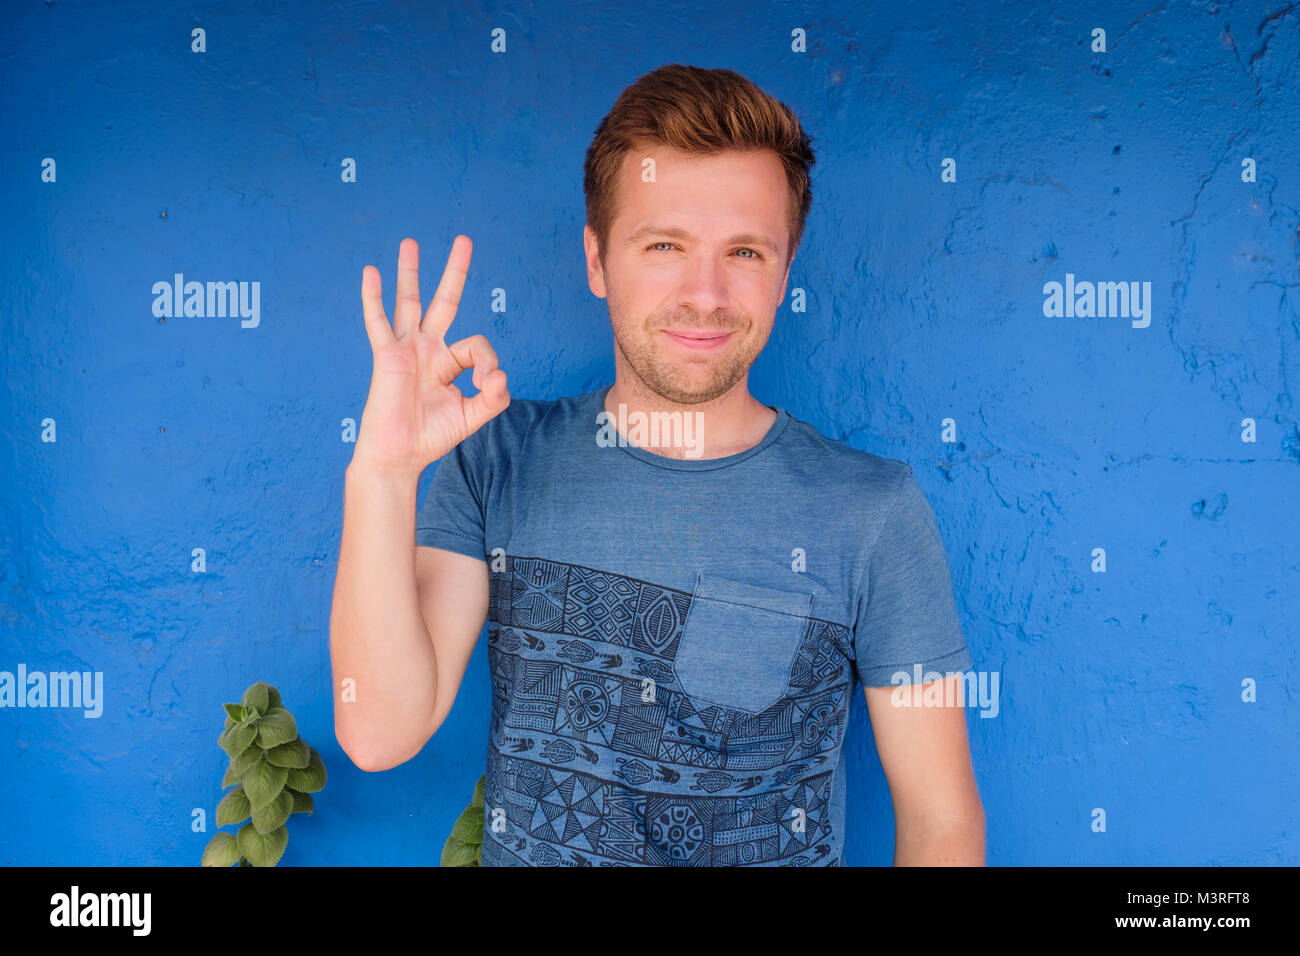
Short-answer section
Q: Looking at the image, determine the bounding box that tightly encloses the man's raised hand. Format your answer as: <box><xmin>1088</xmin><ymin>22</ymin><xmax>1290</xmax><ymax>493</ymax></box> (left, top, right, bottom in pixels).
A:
<box><xmin>353</xmin><ymin>236</ymin><xmax>509</xmax><ymax>477</ymax></box>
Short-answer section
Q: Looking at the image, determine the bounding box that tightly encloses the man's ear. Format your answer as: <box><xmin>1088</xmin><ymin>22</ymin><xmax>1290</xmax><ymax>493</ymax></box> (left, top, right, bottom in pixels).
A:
<box><xmin>584</xmin><ymin>224</ymin><xmax>607</xmax><ymax>299</ymax></box>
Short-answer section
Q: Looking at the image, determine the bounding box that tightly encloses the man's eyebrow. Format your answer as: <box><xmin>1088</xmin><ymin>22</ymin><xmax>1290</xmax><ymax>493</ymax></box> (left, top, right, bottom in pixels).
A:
<box><xmin>625</xmin><ymin>225</ymin><xmax>780</xmax><ymax>254</ymax></box>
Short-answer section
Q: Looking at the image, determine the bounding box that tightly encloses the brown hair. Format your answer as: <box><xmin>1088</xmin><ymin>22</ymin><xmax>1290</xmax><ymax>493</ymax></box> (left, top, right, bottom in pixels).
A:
<box><xmin>583</xmin><ymin>63</ymin><xmax>816</xmax><ymax>270</ymax></box>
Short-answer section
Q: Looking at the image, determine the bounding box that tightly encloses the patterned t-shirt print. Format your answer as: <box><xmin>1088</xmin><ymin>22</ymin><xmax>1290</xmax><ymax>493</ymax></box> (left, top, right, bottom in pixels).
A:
<box><xmin>484</xmin><ymin>555</ymin><xmax>853</xmax><ymax>865</ymax></box>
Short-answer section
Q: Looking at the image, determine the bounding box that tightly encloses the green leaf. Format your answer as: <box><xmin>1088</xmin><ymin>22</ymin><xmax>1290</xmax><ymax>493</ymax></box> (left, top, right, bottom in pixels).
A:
<box><xmin>288</xmin><ymin>789</ymin><xmax>314</xmax><ymax>815</ymax></box>
<box><xmin>285</xmin><ymin>748</ymin><xmax>326</xmax><ymax>793</ymax></box>
<box><xmin>251</xmin><ymin>787</ymin><xmax>294</xmax><ymax>835</ymax></box>
<box><xmin>230</xmin><ymin>742</ymin><xmax>263</xmax><ymax>779</ymax></box>
<box><xmin>255</xmin><ymin>707</ymin><xmax>298</xmax><ymax>749</ymax></box>
<box><xmin>218</xmin><ymin>722</ymin><xmax>257</xmax><ymax>759</ymax></box>
<box><xmin>442</xmin><ymin>782</ymin><xmax>486</xmax><ymax>866</ymax></box>
<box><xmin>266</xmin><ymin>685</ymin><xmax>282</xmax><ymax>709</ymax></box>
<box><xmin>216</xmin><ymin>784</ymin><xmax>252</xmax><ymax>826</ymax></box>
<box><xmin>242</xmin><ymin>756</ymin><xmax>288</xmax><ymax>811</ymax></box>
<box><xmin>221</xmin><ymin>763</ymin><xmax>240</xmax><ymax>789</ymax></box>
<box><xmin>223</xmin><ymin>703</ymin><xmax>245</xmax><ymax>722</ymax></box>
<box><xmin>201</xmin><ymin>831</ymin><xmax>242</xmax><ymax>867</ymax></box>
<box><xmin>450</xmin><ymin>804</ymin><xmax>484</xmax><ymax>844</ymax></box>
<box><xmin>236</xmin><ymin>822</ymin><xmax>288</xmax><ymax>867</ymax></box>
<box><xmin>242</xmin><ymin>681</ymin><xmax>270</xmax><ymax>715</ymax></box>
<box><xmin>440</xmin><ymin>834</ymin><xmax>480</xmax><ymax>867</ymax></box>
<box><xmin>265</xmin><ymin>737</ymin><xmax>310</xmax><ymax>769</ymax></box>
<box><xmin>224</xmin><ymin>714</ymin><xmax>235</xmax><ymax>732</ymax></box>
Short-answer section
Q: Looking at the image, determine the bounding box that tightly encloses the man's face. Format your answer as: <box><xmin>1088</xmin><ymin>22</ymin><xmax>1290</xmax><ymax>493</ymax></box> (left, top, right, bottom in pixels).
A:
<box><xmin>584</xmin><ymin>144</ymin><xmax>794</xmax><ymax>405</ymax></box>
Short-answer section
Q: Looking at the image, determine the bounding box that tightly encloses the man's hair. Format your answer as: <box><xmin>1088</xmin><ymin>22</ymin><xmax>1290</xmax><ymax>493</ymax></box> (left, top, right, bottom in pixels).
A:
<box><xmin>583</xmin><ymin>63</ymin><xmax>816</xmax><ymax>270</ymax></box>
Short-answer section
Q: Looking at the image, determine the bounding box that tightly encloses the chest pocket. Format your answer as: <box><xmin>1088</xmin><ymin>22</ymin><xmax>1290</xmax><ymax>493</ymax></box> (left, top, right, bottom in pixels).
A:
<box><xmin>672</xmin><ymin>573</ymin><xmax>814</xmax><ymax>715</ymax></box>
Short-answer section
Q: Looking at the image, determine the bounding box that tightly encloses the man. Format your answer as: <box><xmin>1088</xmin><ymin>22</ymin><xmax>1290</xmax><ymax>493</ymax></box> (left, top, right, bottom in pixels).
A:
<box><xmin>331</xmin><ymin>64</ymin><xmax>984</xmax><ymax>866</ymax></box>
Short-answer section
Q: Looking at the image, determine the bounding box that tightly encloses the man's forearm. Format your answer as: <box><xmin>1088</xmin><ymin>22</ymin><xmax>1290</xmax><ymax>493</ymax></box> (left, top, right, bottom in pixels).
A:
<box><xmin>894</xmin><ymin>812</ymin><xmax>986</xmax><ymax>866</ymax></box>
<box><xmin>329</xmin><ymin>461</ymin><xmax>437</xmax><ymax>770</ymax></box>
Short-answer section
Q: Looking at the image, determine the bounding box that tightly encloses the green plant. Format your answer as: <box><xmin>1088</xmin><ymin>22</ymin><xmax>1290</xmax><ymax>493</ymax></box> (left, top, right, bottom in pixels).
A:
<box><xmin>441</xmin><ymin>774</ymin><xmax>486</xmax><ymax>866</ymax></box>
<box><xmin>200</xmin><ymin>681</ymin><xmax>327</xmax><ymax>867</ymax></box>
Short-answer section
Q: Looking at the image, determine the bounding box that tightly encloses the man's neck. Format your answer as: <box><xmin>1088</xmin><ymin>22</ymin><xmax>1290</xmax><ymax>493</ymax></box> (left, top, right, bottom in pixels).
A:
<box><xmin>603</xmin><ymin>377</ymin><xmax>778</xmax><ymax>461</ymax></box>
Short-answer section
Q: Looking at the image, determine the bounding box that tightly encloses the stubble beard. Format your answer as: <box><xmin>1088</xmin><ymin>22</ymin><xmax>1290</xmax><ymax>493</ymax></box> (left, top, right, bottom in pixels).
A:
<box><xmin>613</xmin><ymin>316</ymin><xmax>762</xmax><ymax>406</ymax></box>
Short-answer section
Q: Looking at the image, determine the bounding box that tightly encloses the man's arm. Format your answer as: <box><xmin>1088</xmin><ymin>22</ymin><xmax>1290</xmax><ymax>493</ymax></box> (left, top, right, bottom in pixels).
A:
<box><xmin>864</xmin><ymin>675</ymin><xmax>985</xmax><ymax>865</ymax></box>
<box><xmin>331</xmin><ymin>235</ymin><xmax>508</xmax><ymax>773</ymax></box>
<box><xmin>329</xmin><ymin>462</ymin><xmax>488</xmax><ymax>772</ymax></box>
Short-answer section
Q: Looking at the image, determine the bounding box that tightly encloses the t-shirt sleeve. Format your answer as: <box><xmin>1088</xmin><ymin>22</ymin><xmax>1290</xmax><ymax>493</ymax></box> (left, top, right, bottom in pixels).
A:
<box><xmin>853</xmin><ymin>468</ymin><xmax>973</xmax><ymax>686</ymax></box>
<box><xmin>414</xmin><ymin>430</ymin><xmax>488</xmax><ymax>562</ymax></box>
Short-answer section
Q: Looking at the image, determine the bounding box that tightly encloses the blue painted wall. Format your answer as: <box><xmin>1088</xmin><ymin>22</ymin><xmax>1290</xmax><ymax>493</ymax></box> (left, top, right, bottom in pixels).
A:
<box><xmin>2</xmin><ymin>0</ymin><xmax>1296</xmax><ymax>866</ymax></box>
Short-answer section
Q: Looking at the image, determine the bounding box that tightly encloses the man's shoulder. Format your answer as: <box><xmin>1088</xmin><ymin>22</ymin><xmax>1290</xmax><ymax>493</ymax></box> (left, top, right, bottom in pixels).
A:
<box><xmin>778</xmin><ymin>409</ymin><xmax>916</xmax><ymax>496</ymax></box>
<box><xmin>467</xmin><ymin>387</ymin><xmax>594</xmax><ymax>453</ymax></box>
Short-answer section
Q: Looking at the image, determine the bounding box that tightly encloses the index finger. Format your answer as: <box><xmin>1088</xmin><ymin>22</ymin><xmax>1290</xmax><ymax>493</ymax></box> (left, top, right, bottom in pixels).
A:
<box><xmin>420</xmin><ymin>235</ymin><xmax>472</xmax><ymax>341</ymax></box>
<box><xmin>360</xmin><ymin>264</ymin><xmax>392</xmax><ymax>351</ymax></box>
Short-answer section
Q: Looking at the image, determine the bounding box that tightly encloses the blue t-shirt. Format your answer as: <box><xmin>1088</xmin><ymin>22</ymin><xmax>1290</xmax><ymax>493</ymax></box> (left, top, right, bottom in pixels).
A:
<box><xmin>416</xmin><ymin>384</ymin><xmax>973</xmax><ymax>866</ymax></box>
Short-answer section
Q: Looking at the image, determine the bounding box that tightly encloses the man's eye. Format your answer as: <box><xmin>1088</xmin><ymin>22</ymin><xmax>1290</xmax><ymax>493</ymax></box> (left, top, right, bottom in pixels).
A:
<box><xmin>648</xmin><ymin>242</ymin><xmax>762</xmax><ymax>259</ymax></box>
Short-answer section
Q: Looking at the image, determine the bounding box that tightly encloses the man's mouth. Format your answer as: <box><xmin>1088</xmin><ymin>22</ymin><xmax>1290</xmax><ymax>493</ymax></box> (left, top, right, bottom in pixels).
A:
<box><xmin>661</xmin><ymin>329</ymin><xmax>735</xmax><ymax>351</ymax></box>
